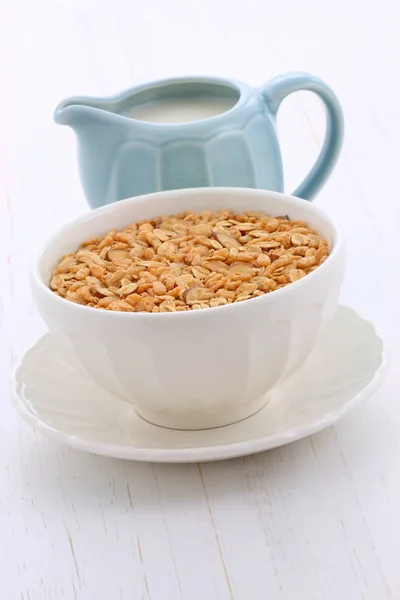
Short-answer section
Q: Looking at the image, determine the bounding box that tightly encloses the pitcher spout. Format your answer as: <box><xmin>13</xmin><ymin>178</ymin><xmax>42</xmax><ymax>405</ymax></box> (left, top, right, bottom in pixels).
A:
<box><xmin>54</xmin><ymin>97</ymin><xmax>111</xmax><ymax>127</ymax></box>
<box><xmin>54</xmin><ymin>94</ymin><xmax>129</xmax><ymax>208</ymax></box>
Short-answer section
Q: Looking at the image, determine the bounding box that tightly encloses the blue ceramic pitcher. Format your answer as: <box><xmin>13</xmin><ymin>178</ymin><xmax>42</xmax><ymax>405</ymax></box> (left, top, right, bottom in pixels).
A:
<box><xmin>55</xmin><ymin>73</ymin><xmax>344</xmax><ymax>209</ymax></box>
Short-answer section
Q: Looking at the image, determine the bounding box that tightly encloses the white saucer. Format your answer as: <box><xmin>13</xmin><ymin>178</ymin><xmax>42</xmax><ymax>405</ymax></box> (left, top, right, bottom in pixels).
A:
<box><xmin>12</xmin><ymin>306</ymin><xmax>386</xmax><ymax>463</ymax></box>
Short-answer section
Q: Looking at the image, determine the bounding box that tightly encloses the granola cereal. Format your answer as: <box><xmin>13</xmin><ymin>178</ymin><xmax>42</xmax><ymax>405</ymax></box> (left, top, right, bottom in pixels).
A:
<box><xmin>49</xmin><ymin>209</ymin><xmax>330</xmax><ymax>313</ymax></box>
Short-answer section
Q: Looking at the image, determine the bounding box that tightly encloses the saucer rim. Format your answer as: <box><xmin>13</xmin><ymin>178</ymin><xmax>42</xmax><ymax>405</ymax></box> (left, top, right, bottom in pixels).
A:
<box><xmin>11</xmin><ymin>306</ymin><xmax>387</xmax><ymax>463</ymax></box>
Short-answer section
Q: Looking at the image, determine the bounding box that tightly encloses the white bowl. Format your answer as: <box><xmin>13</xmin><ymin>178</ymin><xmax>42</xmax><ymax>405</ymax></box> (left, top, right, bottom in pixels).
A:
<box><xmin>32</xmin><ymin>187</ymin><xmax>345</xmax><ymax>430</ymax></box>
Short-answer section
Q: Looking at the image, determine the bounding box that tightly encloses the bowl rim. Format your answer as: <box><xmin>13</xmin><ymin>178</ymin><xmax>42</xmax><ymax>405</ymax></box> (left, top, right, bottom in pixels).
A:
<box><xmin>32</xmin><ymin>187</ymin><xmax>344</xmax><ymax>320</ymax></box>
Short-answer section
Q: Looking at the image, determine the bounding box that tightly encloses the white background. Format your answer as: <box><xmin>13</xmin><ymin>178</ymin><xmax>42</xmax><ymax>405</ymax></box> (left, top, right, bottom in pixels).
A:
<box><xmin>1</xmin><ymin>0</ymin><xmax>399</xmax><ymax>598</ymax></box>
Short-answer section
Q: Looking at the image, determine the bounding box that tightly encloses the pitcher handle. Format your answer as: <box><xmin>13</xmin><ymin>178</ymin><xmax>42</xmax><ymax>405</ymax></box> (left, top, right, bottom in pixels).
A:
<box><xmin>260</xmin><ymin>72</ymin><xmax>344</xmax><ymax>200</ymax></box>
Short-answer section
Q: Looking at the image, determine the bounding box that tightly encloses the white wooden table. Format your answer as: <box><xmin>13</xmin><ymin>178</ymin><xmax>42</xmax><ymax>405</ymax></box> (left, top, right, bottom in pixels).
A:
<box><xmin>1</xmin><ymin>1</ymin><xmax>399</xmax><ymax>598</ymax></box>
